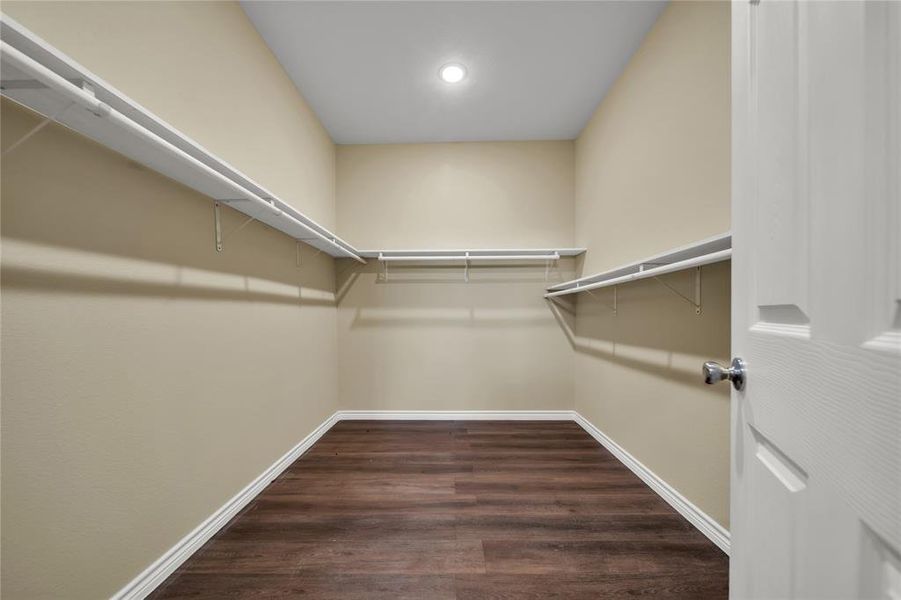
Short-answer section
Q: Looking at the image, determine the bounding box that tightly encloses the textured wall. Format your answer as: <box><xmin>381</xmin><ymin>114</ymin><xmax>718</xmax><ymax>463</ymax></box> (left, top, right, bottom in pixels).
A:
<box><xmin>0</xmin><ymin>1</ymin><xmax>340</xmax><ymax>596</ymax></box>
<box><xmin>572</xmin><ymin>1</ymin><xmax>732</xmax><ymax>527</ymax></box>
<box><xmin>336</xmin><ymin>141</ymin><xmax>576</xmax><ymax>411</ymax></box>
<box><xmin>0</xmin><ymin>3</ymin><xmax>734</xmax><ymax>598</ymax></box>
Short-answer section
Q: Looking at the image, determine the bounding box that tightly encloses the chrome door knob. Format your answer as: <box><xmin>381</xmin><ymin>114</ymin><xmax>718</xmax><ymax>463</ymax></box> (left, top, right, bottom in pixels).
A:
<box><xmin>703</xmin><ymin>358</ymin><xmax>747</xmax><ymax>391</ymax></box>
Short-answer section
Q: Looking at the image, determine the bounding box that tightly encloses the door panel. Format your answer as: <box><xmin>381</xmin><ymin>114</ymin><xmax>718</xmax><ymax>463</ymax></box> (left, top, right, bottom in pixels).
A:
<box><xmin>732</xmin><ymin>1</ymin><xmax>901</xmax><ymax>598</ymax></box>
<box><xmin>754</xmin><ymin>1</ymin><xmax>810</xmax><ymax>323</ymax></box>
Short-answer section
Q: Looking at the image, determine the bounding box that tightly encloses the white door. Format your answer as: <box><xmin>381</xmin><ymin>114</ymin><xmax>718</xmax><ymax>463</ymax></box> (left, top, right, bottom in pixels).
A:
<box><xmin>730</xmin><ymin>1</ymin><xmax>901</xmax><ymax>598</ymax></box>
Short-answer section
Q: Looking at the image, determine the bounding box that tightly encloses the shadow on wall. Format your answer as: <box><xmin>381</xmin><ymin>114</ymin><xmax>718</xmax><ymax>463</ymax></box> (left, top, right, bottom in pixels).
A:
<box><xmin>334</xmin><ymin>255</ymin><xmax>578</xmax><ymax>412</ymax></box>
<box><xmin>370</xmin><ymin>263</ymin><xmax>570</xmax><ymax>285</ymax></box>
<box><xmin>1</xmin><ymin>99</ymin><xmax>336</xmax><ymax>300</ymax></box>
<box><xmin>1</xmin><ymin>98</ymin><xmax>346</xmax><ymax>600</ymax></box>
<box><xmin>548</xmin><ymin>261</ymin><xmax>732</xmax><ymax>387</ymax></box>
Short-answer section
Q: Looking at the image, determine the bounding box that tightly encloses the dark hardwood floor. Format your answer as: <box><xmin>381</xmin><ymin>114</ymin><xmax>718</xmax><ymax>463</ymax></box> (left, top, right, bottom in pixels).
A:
<box><xmin>150</xmin><ymin>420</ymin><xmax>728</xmax><ymax>599</ymax></box>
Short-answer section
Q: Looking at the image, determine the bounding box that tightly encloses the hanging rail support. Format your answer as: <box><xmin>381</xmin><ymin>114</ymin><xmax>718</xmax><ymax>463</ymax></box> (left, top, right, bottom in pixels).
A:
<box><xmin>585</xmin><ymin>286</ymin><xmax>617</xmax><ymax>314</ymax></box>
<box><xmin>545</xmin><ymin>252</ymin><xmax>560</xmax><ymax>282</ymax></box>
<box><xmin>223</xmin><ymin>214</ymin><xmax>257</xmax><ymax>243</ymax></box>
<box><xmin>2</xmin><ymin>113</ymin><xmax>53</xmax><ymax>157</ymax></box>
<box><xmin>1</xmin><ymin>99</ymin><xmax>75</xmax><ymax>157</ymax></box>
<box><xmin>695</xmin><ymin>265</ymin><xmax>702</xmax><ymax>314</ymax></box>
<box><xmin>213</xmin><ymin>205</ymin><xmax>257</xmax><ymax>252</ymax></box>
<box><xmin>464</xmin><ymin>251</ymin><xmax>470</xmax><ymax>283</ymax></box>
<box><xmin>652</xmin><ymin>266</ymin><xmax>702</xmax><ymax>314</ymax></box>
<box><xmin>214</xmin><ymin>202</ymin><xmax>223</xmax><ymax>252</ymax></box>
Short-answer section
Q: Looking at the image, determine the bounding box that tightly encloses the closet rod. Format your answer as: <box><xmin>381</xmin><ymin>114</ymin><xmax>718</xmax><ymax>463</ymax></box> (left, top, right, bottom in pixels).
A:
<box><xmin>0</xmin><ymin>41</ymin><xmax>365</xmax><ymax>264</ymax></box>
<box><xmin>378</xmin><ymin>253</ymin><xmax>560</xmax><ymax>262</ymax></box>
<box><xmin>544</xmin><ymin>249</ymin><xmax>731</xmax><ymax>298</ymax></box>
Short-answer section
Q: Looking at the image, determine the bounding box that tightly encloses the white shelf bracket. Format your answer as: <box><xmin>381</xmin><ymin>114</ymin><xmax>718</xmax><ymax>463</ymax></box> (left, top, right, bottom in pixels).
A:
<box><xmin>1</xmin><ymin>99</ymin><xmax>74</xmax><ymax>157</ymax></box>
<box><xmin>464</xmin><ymin>252</ymin><xmax>470</xmax><ymax>283</ymax></box>
<box><xmin>214</xmin><ymin>202</ymin><xmax>223</xmax><ymax>252</ymax></box>
<box><xmin>653</xmin><ymin>266</ymin><xmax>702</xmax><ymax>314</ymax></box>
<box><xmin>213</xmin><ymin>204</ymin><xmax>257</xmax><ymax>253</ymax></box>
<box><xmin>695</xmin><ymin>265</ymin><xmax>702</xmax><ymax>314</ymax></box>
<box><xmin>586</xmin><ymin>286</ymin><xmax>617</xmax><ymax>314</ymax></box>
<box><xmin>380</xmin><ymin>253</ymin><xmax>387</xmax><ymax>281</ymax></box>
<box><xmin>2</xmin><ymin>113</ymin><xmax>52</xmax><ymax>157</ymax></box>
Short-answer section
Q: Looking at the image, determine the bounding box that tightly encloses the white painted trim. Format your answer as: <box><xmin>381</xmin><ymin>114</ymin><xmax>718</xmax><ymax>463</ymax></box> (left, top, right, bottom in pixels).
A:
<box><xmin>110</xmin><ymin>411</ymin><xmax>342</xmax><ymax>600</ymax></box>
<box><xmin>112</xmin><ymin>408</ymin><xmax>728</xmax><ymax>599</ymax></box>
<box><xmin>572</xmin><ymin>411</ymin><xmax>731</xmax><ymax>554</ymax></box>
<box><xmin>336</xmin><ymin>410</ymin><xmax>575</xmax><ymax>421</ymax></box>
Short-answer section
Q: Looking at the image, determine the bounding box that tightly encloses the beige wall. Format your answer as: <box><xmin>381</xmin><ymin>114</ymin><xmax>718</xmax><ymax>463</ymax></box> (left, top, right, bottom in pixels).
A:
<box><xmin>3</xmin><ymin>0</ymin><xmax>336</xmax><ymax>229</ymax></box>
<box><xmin>337</xmin><ymin>142</ymin><xmax>574</xmax><ymax>249</ymax></box>
<box><xmin>1</xmin><ymin>2</ymin><xmax>339</xmax><ymax>597</ymax></box>
<box><xmin>0</xmin><ymin>3</ymin><xmax>733</xmax><ymax>598</ymax></box>
<box><xmin>575</xmin><ymin>2</ymin><xmax>731</xmax><ymax>273</ymax></box>
<box><xmin>572</xmin><ymin>1</ymin><xmax>731</xmax><ymax>528</ymax></box>
<box><xmin>336</xmin><ymin>142</ymin><xmax>576</xmax><ymax>411</ymax></box>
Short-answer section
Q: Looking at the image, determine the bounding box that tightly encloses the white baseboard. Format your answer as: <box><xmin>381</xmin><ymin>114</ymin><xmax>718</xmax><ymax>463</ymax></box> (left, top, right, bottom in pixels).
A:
<box><xmin>111</xmin><ymin>411</ymin><xmax>342</xmax><ymax>600</ymax></box>
<box><xmin>113</xmin><ymin>408</ymin><xmax>727</xmax><ymax>599</ymax></box>
<box><xmin>336</xmin><ymin>410</ymin><xmax>575</xmax><ymax>421</ymax></box>
<box><xmin>572</xmin><ymin>411</ymin><xmax>731</xmax><ymax>554</ymax></box>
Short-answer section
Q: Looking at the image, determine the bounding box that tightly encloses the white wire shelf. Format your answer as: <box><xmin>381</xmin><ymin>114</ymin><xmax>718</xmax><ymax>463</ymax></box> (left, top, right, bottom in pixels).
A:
<box><xmin>545</xmin><ymin>233</ymin><xmax>731</xmax><ymax>299</ymax></box>
<box><xmin>362</xmin><ymin>249</ymin><xmax>586</xmax><ymax>283</ymax></box>
<box><xmin>360</xmin><ymin>248</ymin><xmax>587</xmax><ymax>261</ymax></box>
<box><xmin>0</xmin><ymin>16</ymin><xmax>364</xmax><ymax>263</ymax></box>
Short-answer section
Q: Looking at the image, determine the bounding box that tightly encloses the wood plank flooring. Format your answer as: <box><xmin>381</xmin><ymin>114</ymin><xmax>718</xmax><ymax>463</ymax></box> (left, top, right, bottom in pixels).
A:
<box><xmin>150</xmin><ymin>421</ymin><xmax>728</xmax><ymax>599</ymax></box>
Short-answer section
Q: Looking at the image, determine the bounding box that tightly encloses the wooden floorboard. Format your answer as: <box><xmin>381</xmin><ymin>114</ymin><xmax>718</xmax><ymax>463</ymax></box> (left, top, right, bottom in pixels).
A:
<box><xmin>150</xmin><ymin>420</ymin><xmax>728</xmax><ymax>599</ymax></box>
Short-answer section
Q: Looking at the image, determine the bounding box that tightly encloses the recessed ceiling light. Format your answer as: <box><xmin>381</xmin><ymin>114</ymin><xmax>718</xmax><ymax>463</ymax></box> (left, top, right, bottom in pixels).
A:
<box><xmin>439</xmin><ymin>63</ymin><xmax>467</xmax><ymax>84</ymax></box>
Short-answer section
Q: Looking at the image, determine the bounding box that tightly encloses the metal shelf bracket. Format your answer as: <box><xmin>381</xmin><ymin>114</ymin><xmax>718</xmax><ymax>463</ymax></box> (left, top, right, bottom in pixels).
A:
<box><xmin>653</xmin><ymin>266</ymin><xmax>702</xmax><ymax>314</ymax></box>
<box><xmin>2</xmin><ymin>113</ymin><xmax>53</xmax><ymax>157</ymax></box>
<box><xmin>214</xmin><ymin>201</ymin><xmax>259</xmax><ymax>253</ymax></box>
<box><xmin>214</xmin><ymin>202</ymin><xmax>222</xmax><ymax>252</ymax></box>
<box><xmin>586</xmin><ymin>286</ymin><xmax>617</xmax><ymax>314</ymax></box>
<box><xmin>1</xmin><ymin>98</ymin><xmax>75</xmax><ymax>157</ymax></box>
<box><xmin>545</xmin><ymin>256</ymin><xmax>559</xmax><ymax>282</ymax></box>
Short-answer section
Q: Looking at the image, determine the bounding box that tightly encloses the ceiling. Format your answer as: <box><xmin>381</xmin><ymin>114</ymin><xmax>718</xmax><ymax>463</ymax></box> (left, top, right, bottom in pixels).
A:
<box><xmin>241</xmin><ymin>1</ymin><xmax>666</xmax><ymax>145</ymax></box>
